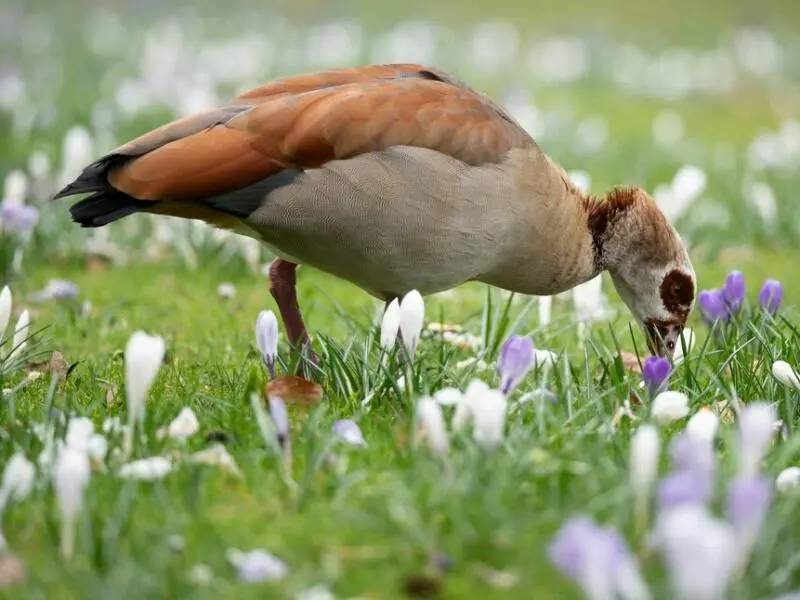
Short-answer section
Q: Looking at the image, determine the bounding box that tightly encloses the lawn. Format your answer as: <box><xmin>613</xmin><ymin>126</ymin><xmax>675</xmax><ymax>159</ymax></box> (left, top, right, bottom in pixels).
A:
<box><xmin>2</xmin><ymin>2</ymin><xmax>800</xmax><ymax>599</ymax></box>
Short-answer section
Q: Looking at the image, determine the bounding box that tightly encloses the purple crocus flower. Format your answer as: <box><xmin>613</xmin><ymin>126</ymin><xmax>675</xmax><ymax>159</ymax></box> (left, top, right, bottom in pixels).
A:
<box><xmin>759</xmin><ymin>279</ymin><xmax>783</xmax><ymax>315</ymax></box>
<box><xmin>642</xmin><ymin>356</ymin><xmax>671</xmax><ymax>396</ymax></box>
<box><xmin>497</xmin><ymin>335</ymin><xmax>534</xmax><ymax>395</ymax></box>
<box><xmin>698</xmin><ymin>289</ymin><xmax>729</xmax><ymax>324</ymax></box>
<box><xmin>548</xmin><ymin>515</ymin><xmax>651</xmax><ymax>600</ymax></box>
<box><xmin>657</xmin><ymin>470</ymin><xmax>713</xmax><ymax>513</ymax></box>
<box><xmin>0</xmin><ymin>202</ymin><xmax>39</xmax><ymax>234</ymax></box>
<box><xmin>737</xmin><ymin>402</ymin><xmax>777</xmax><ymax>477</ymax></box>
<box><xmin>657</xmin><ymin>433</ymin><xmax>717</xmax><ymax>513</ymax></box>
<box><xmin>722</xmin><ymin>271</ymin><xmax>746</xmax><ymax>314</ymax></box>
<box><xmin>669</xmin><ymin>432</ymin><xmax>717</xmax><ymax>480</ymax></box>
<box><xmin>726</xmin><ymin>474</ymin><xmax>773</xmax><ymax>568</ymax></box>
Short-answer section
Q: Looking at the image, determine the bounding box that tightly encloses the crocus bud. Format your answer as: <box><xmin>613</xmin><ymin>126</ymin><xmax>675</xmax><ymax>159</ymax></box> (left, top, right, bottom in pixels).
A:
<box><xmin>118</xmin><ymin>457</ymin><xmax>172</xmax><ymax>481</ymax></box>
<box><xmin>721</xmin><ymin>270</ymin><xmax>745</xmax><ymax>313</ymax></box>
<box><xmin>0</xmin><ymin>286</ymin><xmax>11</xmax><ymax>341</ymax></box>
<box><xmin>772</xmin><ymin>361</ymin><xmax>800</xmax><ymax>390</ymax></box>
<box><xmin>268</xmin><ymin>397</ymin><xmax>290</xmax><ymax>449</ymax></box>
<box><xmin>6</xmin><ymin>309</ymin><xmax>30</xmax><ymax>362</ymax></box>
<box><xmin>630</xmin><ymin>425</ymin><xmax>660</xmax><ymax>521</ymax></box>
<box><xmin>123</xmin><ymin>331</ymin><xmax>166</xmax><ymax>458</ymax></box>
<box><xmin>673</xmin><ymin>328</ymin><xmax>695</xmax><ymax>366</ymax></box>
<box><xmin>776</xmin><ymin>467</ymin><xmax>800</xmax><ymax>492</ymax></box>
<box><xmin>416</xmin><ymin>396</ymin><xmax>449</xmax><ymax>455</ymax></box>
<box><xmin>642</xmin><ymin>356</ymin><xmax>671</xmax><ymax>397</ymax></box>
<box><xmin>399</xmin><ymin>290</ymin><xmax>425</xmax><ymax>358</ymax></box>
<box><xmin>698</xmin><ymin>289</ymin><xmax>728</xmax><ymax>325</ymax></box>
<box><xmin>652</xmin><ymin>505</ymin><xmax>736</xmax><ymax>600</ymax></box>
<box><xmin>726</xmin><ymin>474</ymin><xmax>773</xmax><ymax>569</ymax></box>
<box><xmin>758</xmin><ymin>279</ymin><xmax>783</xmax><ymax>315</ymax></box>
<box><xmin>685</xmin><ymin>408</ymin><xmax>719</xmax><ymax>444</ymax></box>
<box><xmin>657</xmin><ymin>432</ymin><xmax>717</xmax><ymax>513</ymax></box>
<box><xmin>470</xmin><ymin>388</ymin><xmax>508</xmax><ymax>450</ymax></box>
<box><xmin>53</xmin><ymin>446</ymin><xmax>91</xmax><ymax>559</ymax></box>
<box><xmin>227</xmin><ymin>548</ymin><xmax>288</xmax><ymax>582</ymax></box>
<box><xmin>379</xmin><ymin>298</ymin><xmax>401</xmax><ymax>351</ymax></box>
<box><xmin>332</xmin><ymin>419</ymin><xmax>366</xmax><ymax>447</ymax></box>
<box><xmin>651</xmin><ymin>391</ymin><xmax>690</xmax><ymax>424</ymax></box>
<box><xmin>159</xmin><ymin>407</ymin><xmax>200</xmax><ymax>441</ymax></box>
<box><xmin>255</xmin><ymin>310</ymin><xmax>279</xmax><ymax>377</ymax></box>
<box><xmin>497</xmin><ymin>335</ymin><xmax>535</xmax><ymax>395</ymax></box>
<box><xmin>548</xmin><ymin>516</ymin><xmax>652</xmax><ymax>600</ymax></box>
<box><xmin>0</xmin><ymin>452</ymin><xmax>36</xmax><ymax>511</ymax></box>
<box><xmin>737</xmin><ymin>402</ymin><xmax>777</xmax><ymax>477</ymax></box>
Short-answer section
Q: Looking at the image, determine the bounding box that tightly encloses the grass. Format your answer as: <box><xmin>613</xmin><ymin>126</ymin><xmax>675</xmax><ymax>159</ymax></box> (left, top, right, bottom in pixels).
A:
<box><xmin>2</xmin><ymin>1</ymin><xmax>800</xmax><ymax>598</ymax></box>
<box><xmin>1</xmin><ymin>250</ymin><xmax>799</xmax><ymax>599</ymax></box>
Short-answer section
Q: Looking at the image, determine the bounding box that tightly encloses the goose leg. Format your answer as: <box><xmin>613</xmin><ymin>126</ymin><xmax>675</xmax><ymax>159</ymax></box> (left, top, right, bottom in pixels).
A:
<box><xmin>268</xmin><ymin>258</ymin><xmax>317</xmax><ymax>374</ymax></box>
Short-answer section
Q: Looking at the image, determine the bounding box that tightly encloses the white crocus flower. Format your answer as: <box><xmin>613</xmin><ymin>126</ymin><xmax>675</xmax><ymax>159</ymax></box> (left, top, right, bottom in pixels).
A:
<box><xmin>255</xmin><ymin>310</ymin><xmax>279</xmax><ymax>376</ymax></box>
<box><xmin>470</xmin><ymin>388</ymin><xmax>508</xmax><ymax>450</ymax></box>
<box><xmin>0</xmin><ymin>286</ymin><xmax>11</xmax><ymax>341</ymax></box>
<box><xmin>123</xmin><ymin>331</ymin><xmax>166</xmax><ymax>458</ymax></box>
<box><xmin>398</xmin><ymin>290</ymin><xmax>425</xmax><ymax>358</ymax></box>
<box><xmin>776</xmin><ymin>467</ymin><xmax>800</xmax><ymax>492</ymax></box>
<box><xmin>227</xmin><ymin>548</ymin><xmax>289</xmax><ymax>582</ymax></box>
<box><xmin>433</xmin><ymin>387</ymin><xmax>464</xmax><ymax>406</ymax></box>
<box><xmin>630</xmin><ymin>425</ymin><xmax>660</xmax><ymax>530</ymax></box>
<box><xmin>157</xmin><ymin>406</ymin><xmax>200</xmax><ymax>441</ymax></box>
<box><xmin>53</xmin><ymin>446</ymin><xmax>91</xmax><ymax>559</ymax></box>
<box><xmin>674</xmin><ymin>327</ymin><xmax>695</xmax><ymax>366</ymax></box>
<box><xmin>189</xmin><ymin>444</ymin><xmax>242</xmax><ymax>476</ymax></box>
<box><xmin>0</xmin><ymin>452</ymin><xmax>36</xmax><ymax>512</ymax></box>
<box><xmin>452</xmin><ymin>379</ymin><xmax>491</xmax><ymax>431</ymax></box>
<box><xmin>772</xmin><ymin>360</ymin><xmax>800</xmax><ymax>390</ymax></box>
<box><xmin>416</xmin><ymin>396</ymin><xmax>449</xmax><ymax>455</ymax></box>
<box><xmin>737</xmin><ymin>402</ymin><xmax>778</xmax><ymax>477</ymax></box>
<box><xmin>653</xmin><ymin>505</ymin><xmax>736</xmax><ymax>600</ymax></box>
<box><xmin>6</xmin><ymin>309</ymin><xmax>30</xmax><ymax>361</ymax></box>
<box><xmin>379</xmin><ymin>298</ymin><xmax>401</xmax><ymax>351</ymax></box>
<box><xmin>651</xmin><ymin>391</ymin><xmax>690</xmax><ymax>424</ymax></box>
<box><xmin>118</xmin><ymin>457</ymin><xmax>172</xmax><ymax>481</ymax></box>
<box><xmin>685</xmin><ymin>408</ymin><xmax>719</xmax><ymax>444</ymax></box>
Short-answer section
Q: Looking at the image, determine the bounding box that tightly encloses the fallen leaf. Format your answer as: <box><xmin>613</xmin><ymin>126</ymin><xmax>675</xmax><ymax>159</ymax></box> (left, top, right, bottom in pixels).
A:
<box><xmin>49</xmin><ymin>351</ymin><xmax>68</xmax><ymax>380</ymax></box>
<box><xmin>619</xmin><ymin>351</ymin><xmax>642</xmax><ymax>373</ymax></box>
<box><xmin>265</xmin><ymin>375</ymin><xmax>323</xmax><ymax>406</ymax></box>
<box><xmin>402</xmin><ymin>572</ymin><xmax>441</xmax><ymax>597</ymax></box>
<box><xmin>0</xmin><ymin>553</ymin><xmax>26</xmax><ymax>588</ymax></box>
<box><xmin>85</xmin><ymin>255</ymin><xmax>110</xmax><ymax>272</ymax></box>
<box><xmin>473</xmin><ymin>563</ymin><xmax>518</xmax><ymax>589</ymax></box>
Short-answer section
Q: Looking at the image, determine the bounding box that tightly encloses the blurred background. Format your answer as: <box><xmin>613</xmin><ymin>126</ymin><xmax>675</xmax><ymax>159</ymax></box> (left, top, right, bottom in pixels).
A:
<box><xmin>1</xmin><ymin>0</ymin><xmax>799</xmax><ymax>283</ymax></box>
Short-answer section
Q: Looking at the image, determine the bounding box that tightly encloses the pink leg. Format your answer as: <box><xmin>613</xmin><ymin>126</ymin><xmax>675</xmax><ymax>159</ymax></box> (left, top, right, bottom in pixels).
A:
<box><xmin>268</xmin><ymin>259</ymin><xmax>318</xmax><ymax>374</ymax></box>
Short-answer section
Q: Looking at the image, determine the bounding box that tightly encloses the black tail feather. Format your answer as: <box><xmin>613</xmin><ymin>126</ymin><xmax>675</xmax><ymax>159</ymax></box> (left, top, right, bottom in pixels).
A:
<box><xmin>52</xmin><ymin>154</ymin><xmax>151</xmax><ymax>227</ymax></box>
<box><xmin>69</xmin><ymin>192</ymin><xmax>151</xmax><ymax>228</ymax></box>
<box><xmin>51</xmin><ymin>156</ymin><xmax>123</xmax><ymax>200</ymax></box>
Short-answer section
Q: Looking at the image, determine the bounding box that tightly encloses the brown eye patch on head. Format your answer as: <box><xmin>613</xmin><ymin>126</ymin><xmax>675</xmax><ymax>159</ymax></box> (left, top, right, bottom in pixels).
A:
<box><xmin>660</xmin><ymin>269</ymin><xmax>694</xmax><ymax>319</ymax></box>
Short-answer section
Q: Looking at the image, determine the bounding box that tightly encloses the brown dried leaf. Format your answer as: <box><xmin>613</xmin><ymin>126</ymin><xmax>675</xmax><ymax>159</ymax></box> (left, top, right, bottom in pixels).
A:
<box><xmin>619</xmin><ymin>351</ymin><xmax>643</xmax><ymax>374</ymax></box>
<box><xmin>49</xmin><ymin>351</ymin><xmax>68</xmax><ymax>380</ymax></box>
<box><xmin>265</xmin><ymin>375</ymin><xmax>323</xmax><ymax>406</ymax></box>
<box><xmin>106</xmin><ymin>384</ymin><xmax>118</xmax><ymax>408</ymax></box>
<box><xmin>473</xmin><ymin>563</ymin><xmax>519</xmax><ymax>589</ymax></box>
<box><xmin>402</xmin><ymin>572</ymin><xmax>441</xmax><ymax>597</ymax></box>
<box><xmin>0</xmin><ymin>553</ymin><xmax>26</xmax><ymax>589</ymax></box>
<box><xmin>85</xmin><ymin>255</ymin><xmax>109</xmax><ymax>272</ymax></box>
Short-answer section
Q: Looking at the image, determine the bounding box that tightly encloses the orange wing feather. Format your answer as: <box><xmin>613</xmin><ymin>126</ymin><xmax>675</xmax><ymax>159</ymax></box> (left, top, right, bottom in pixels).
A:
<box><xmin>57</xmin><ymin>64</ymin><xmax>536</xmax><ymax>224</ymax></box>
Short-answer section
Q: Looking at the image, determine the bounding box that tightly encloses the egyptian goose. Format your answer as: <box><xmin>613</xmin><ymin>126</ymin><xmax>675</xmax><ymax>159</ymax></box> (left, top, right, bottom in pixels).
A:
<box><xmin>54</xmin><ymin>63</ymin><xmax>696</xmax><ymax>366</ymax></box>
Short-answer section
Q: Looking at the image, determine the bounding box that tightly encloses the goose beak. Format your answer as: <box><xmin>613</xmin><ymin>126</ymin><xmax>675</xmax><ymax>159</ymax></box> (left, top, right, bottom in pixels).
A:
<box><xmin>644</xmin><ymin>319</ymin><xmax>682</xmax><ymax>358</ymax></box>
